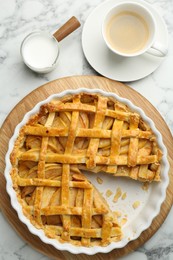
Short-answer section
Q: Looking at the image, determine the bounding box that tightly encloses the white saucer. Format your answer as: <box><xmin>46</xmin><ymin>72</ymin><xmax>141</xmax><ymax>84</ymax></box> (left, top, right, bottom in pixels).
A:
<box><xmin>82</xmin><ymin>0</ymin><xmax>168</xmax><ymax>82</ymax></box>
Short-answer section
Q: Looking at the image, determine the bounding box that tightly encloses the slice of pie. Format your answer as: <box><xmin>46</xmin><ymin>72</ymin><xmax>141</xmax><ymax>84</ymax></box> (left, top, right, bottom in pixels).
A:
<box><xmin>10</xmin><ymin>92</ymin><xmax>162</xmax><ymax>247</ymax></box>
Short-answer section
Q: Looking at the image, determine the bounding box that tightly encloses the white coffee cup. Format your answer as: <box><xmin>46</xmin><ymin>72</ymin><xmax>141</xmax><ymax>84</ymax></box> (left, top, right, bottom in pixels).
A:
<box><xmin>102</xmin><ymin>2</ymin><xmax>168</xmax><ymax>57</ymax></box>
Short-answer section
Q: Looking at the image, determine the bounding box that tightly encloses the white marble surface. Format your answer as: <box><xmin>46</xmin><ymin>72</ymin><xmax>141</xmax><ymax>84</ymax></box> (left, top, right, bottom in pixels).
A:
<box><xmin>0</xmin><ymin>0</ymin><xmax>173</xmax><ymax>259</ymax></box>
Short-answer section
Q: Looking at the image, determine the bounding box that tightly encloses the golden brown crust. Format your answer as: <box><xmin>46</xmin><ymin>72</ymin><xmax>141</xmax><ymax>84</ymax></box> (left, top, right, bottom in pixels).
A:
<box><xmin>10</xmin><ymin>92</ymin><xmax>163</xmax><ymax>247</ymax></box>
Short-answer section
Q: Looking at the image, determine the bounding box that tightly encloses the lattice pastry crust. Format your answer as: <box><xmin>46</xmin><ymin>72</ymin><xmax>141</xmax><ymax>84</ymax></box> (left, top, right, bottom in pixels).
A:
<box><xmin>10</xmin><ymin>92</ymin><xmax>162</xmax><ymax>247</ymax></box>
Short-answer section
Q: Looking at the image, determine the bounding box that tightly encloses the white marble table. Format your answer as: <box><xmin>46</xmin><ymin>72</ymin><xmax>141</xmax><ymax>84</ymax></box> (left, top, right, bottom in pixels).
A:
<box><xmin>0</xmin><ymin>0</ymin><xmax>173</xmax><ymax>259</ymax></box>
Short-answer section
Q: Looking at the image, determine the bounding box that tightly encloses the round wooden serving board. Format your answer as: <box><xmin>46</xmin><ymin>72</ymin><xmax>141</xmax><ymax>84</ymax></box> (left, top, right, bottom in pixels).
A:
<box><xmin>0</xmin><ymin>75</ymin><xmax>173</xmax><ymax>260</ymax></box>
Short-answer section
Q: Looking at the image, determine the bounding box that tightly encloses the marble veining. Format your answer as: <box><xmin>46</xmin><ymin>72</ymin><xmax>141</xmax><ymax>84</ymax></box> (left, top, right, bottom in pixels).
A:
<box><xmin>0</xmin><ymin>0</ymin><xmax>173</xmax><ymax>259</ymax></box>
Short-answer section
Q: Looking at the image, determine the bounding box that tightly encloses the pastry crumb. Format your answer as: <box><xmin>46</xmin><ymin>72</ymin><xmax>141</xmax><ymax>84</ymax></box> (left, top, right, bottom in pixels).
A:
<box><xmin>132</xmin><ymin>201</ymin><xmax>140</xmax><ymax>209</ymax></box>
<box><xmin>113</xmin><ymin>211</ymin><xmax>122</xmax><ymax>218</ymax></box>
<box><xmin>121</xmin><ymin>217</ymin><xmax>127</xmax><ymax>226</ymax></box>
<box><xmin>113</xmin><ymin>187</ymin><xmax>122</xmax><ymax>203</ymax></box>
<box><xmin>141</xmin><ymin>182</ymin><xmax>149</xmax><ymax>191</ymax></box>
<box><xmin>106</xmin><ymin>189</ymin><xmax>113</xmax><ymax>197</ymax></box>
<box><xmin>96</xmin><ymin>177</ymin><xmax>103</xmax><ymax>184</ymax></box>
<box><xmin>121</xmin><ymin>192</ymin><xmax>127</xmax><ymax>200</ymax></box>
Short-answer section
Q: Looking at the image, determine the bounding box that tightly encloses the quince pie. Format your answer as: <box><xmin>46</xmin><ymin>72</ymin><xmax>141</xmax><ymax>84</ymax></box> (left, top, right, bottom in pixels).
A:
<box><xmin>10</xmin><ymin>92</ymin><xmax>162</xmax><ymax>247</ymax></box>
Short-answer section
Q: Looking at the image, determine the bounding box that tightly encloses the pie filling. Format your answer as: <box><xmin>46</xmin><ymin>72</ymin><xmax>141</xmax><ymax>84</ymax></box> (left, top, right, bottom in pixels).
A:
<box><xmin>10</xmin><ymin>92</ymin><xmax>162</xmax><ymax>247</ymax></box>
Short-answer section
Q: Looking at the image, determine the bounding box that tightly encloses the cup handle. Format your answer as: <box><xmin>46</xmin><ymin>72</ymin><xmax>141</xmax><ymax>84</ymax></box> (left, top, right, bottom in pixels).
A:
<box><xmin>146</xmin><ymin>42</ymin><xmax>168</xmax><ymax>57</ymax></box>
